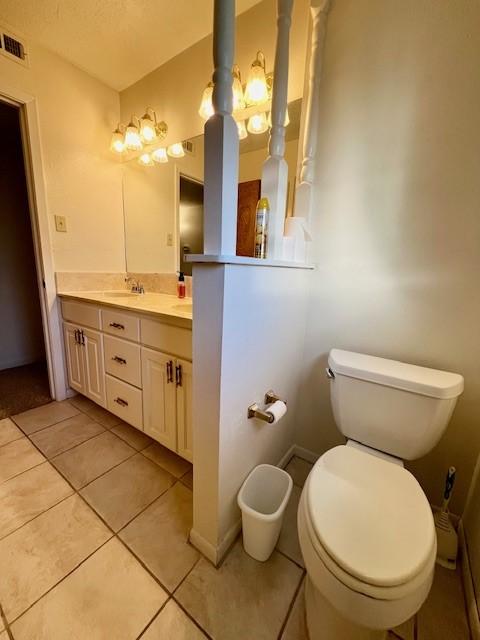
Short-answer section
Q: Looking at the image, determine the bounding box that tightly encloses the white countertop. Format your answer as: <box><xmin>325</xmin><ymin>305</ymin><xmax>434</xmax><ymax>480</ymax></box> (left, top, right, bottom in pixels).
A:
<box><xmin>58</xmin><ymin>290</ymin><xmax>193</xmax><ymax>325</ymax></box>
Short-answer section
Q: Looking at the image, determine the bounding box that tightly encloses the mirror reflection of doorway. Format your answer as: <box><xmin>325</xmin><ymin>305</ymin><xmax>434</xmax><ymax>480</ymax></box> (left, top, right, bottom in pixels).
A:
<box><xmin>179</xmin><ymin>175</ymin><xmax>204</xmax><ymax>277</ymax></box>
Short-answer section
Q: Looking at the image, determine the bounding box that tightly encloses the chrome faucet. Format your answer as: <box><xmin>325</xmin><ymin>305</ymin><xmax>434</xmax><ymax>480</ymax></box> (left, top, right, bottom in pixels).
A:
<box><xmin>125</xmin><ymin>277</ymin><xmax>145</xmax><ymax>294</ymax></box>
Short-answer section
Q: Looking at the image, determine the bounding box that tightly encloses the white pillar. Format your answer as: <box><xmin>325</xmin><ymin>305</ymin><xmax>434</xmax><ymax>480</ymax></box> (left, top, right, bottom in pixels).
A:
<box><xmin>294</xmin><ymin>0</ymin><xmax>331</xmax><ymax>225</ymax></box>
<box><xmin>261</xmin><ymin>0</ymin><xmax>294</xmax><ymax>260</ymax></box>
<box><xmin>203</xmin><ymin>0</ymin><xmax>239</xmax><ymax>256</ymax></box>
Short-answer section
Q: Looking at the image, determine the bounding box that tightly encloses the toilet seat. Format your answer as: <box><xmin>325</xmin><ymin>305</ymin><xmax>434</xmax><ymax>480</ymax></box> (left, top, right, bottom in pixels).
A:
<box><xmin>303</xmin><ymin>445</ymin><xmax>436</xmax><ymax>600</ymax></box>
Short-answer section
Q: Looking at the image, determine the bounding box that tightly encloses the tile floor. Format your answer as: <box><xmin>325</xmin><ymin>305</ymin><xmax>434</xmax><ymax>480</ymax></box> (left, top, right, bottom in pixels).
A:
<box><xmin>0</xmin><ymin>401</ymin><xmax>471</xmax><ymax>639</ymax></box>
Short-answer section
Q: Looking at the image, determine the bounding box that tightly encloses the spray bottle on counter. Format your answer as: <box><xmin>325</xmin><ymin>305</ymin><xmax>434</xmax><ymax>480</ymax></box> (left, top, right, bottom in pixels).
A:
<box><xmin>254</xmin><ymin>197</ymin><xmax>270</xmax><ymax>259</ymax></box>
<box><xmin>177</xmin><ymin>272</ymin><xmax>186</xmax><ymax>299</ymax></box>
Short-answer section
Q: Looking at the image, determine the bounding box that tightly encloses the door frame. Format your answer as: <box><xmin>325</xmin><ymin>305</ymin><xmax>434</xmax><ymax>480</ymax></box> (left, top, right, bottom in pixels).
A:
<box><xmin>0</xmin><ymin>82</ymin><xmax>67</xmax><ymax>400</ymax></box>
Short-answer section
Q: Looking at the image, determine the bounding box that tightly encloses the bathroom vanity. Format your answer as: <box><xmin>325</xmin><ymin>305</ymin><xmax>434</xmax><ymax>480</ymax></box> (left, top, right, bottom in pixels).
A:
<box><xmin>59</xmin><ymin>291</ymin><xmax>193</xmax><ymax>462</ymax></box>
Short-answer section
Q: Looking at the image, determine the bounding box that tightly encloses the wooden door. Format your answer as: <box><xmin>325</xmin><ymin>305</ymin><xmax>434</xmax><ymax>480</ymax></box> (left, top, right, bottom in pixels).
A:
<box><xmin>142</xmin><ymin>347</ymin><xmax>177</xmax><ymax>450</ymax></box>
<box><xmin>82</xmin><ymin>327</ymin><xmax>106</xmax><ymax>407</ymax></box>
<box><xmin>236</xmin><ymin>179</ymin><xmax>261</xmax><ymax>257</ymax></box>
<box><xmin>176</xmin><ymin>358</ymin><xmax>193</xmax><ymax>462</ymax></box>
<box><xmin>63</xmin><ymin>323</ymin><xmax>84</xmax><ymax>394</ymax></box>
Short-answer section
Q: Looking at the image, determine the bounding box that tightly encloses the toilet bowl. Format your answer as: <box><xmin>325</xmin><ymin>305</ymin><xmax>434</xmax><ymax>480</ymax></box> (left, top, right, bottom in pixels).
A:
<box><xmin>298</xmin><ymin>349</ymin><xmax>464</xmax><ymax>639</ymax></box>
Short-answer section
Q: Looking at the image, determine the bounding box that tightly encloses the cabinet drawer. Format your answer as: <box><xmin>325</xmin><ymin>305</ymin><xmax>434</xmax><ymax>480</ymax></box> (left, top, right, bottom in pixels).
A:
<box><xmin>104</xmin><ymin>335</ymin><xmax>142</xmax><ymax>388</ymax></box>
<box><xmin>141</xmin><ymin>318</ymin><xmax>192</xmax><ymax>360</ymax></box>
<box><xmin>61</xmin><ymin>300</ymin><xmax>100</xmax><ymax>330</ymax></box>
<box><xmin>105</xmin><ymin>375</ymin><xmax>143</xmax><ymax>430</ymax></box>
<box><xmin>102</xmin><ymin>308</ymin><xmax>140</xmax><ymax>342</ymax></box>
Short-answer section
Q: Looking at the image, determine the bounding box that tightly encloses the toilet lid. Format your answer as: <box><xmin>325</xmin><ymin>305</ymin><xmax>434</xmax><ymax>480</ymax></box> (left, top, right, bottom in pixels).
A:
<box><xmin>306</xmin><ymin>445</ymin><xmax>436</xmax><ymax>588</ymax></box>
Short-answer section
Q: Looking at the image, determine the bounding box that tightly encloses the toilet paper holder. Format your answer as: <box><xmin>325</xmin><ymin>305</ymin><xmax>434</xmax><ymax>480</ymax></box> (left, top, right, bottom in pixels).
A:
<box><xmin>248</xmin><ymin>390</ymin><xmax>286</xmax><ymax>423</ymax></box>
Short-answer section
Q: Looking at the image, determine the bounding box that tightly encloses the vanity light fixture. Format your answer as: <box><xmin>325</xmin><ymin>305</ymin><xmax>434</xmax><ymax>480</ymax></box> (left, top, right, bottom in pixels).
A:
<box><xmin>139</xmin><ymin>109</ymin><xmax>157</xmax><ymax>143</ymax></box>
<box><xmin>151</xmin><ymin>147</ymin><xmax>168</xmax><ymax>163</ymax></box>
<box><xmin>247</xmin><ymin>111</ymin><xmax>268</xmax><ymax>134</ymax></box>
<box><xmin>138</xmin><ymin>152</ymin><xmax>154</xmax><ymax>166</ymax></box>
<box><xmin>237</xmin><ymin>120</ymin><xmax>248</xmax><ymax>140</ymax></box>
<box><xmin>110</xmin><ymin>125</ymin><xmax>125</xmax><ymax>154</ymax></box>
<box><xmin>232</xmin><ymin>65</ymin><xmax>245</xmax><ymax>111</ymax></box>
<box><xmin>244</xmin><ymin>51</ymin><xmax>269</xmax><ymax>106</ymax></box>
<box><xmin>198</xmin><ymin>82</ymin><xmax>214</xmax><ymax>120</ymax></box>
<box><xmin>167</xmin><ymin>142</ymin><xmax>185</xmax><ymax>158</ymax></box>
<box><xmin>124</xmin><ymin>117</ymin><xmax>143</xmax><ymax>151</ymax></box>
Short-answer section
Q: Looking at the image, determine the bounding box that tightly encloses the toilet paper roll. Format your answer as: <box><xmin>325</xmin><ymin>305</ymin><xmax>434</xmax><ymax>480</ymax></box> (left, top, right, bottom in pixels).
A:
<box><xmin>267</xmin><ymin>400</ymin><xmax>287</xmax><ymax>424</ymax></box>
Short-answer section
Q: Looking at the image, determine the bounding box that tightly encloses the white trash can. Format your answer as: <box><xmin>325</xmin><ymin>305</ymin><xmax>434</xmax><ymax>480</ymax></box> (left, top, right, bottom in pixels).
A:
<box><xmin>237</xmin><ymin>464</ymin><xmax>293</xmax><ymax>562</ymax></box>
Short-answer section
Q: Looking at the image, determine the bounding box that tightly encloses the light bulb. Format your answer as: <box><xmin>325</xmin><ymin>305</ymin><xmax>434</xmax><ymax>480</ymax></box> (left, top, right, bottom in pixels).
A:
<box><xmin>267</xmin><ymin>107</ymin><xmax>290</xmax><ymax>128</ymax></box>
<box><xmin>247</xmin><ymin>112</ymin><xmax>268</xmax><ymax>134</ymax></box>
<box><xmin>237</xmin><ymin>120</ymin><xmax>248</xmax><ymax>140</ymax></box>
<box><xmin>110</xmin><ymin>127</ymin><xmax>124</xmax><ymax>154</ymax></box>
<box><xmin>198</xmin><ymin>83</ymin><xmax>214</xmax><ymax>120</ymax></box>
<box><xmin>125</xmin><ymin>119</ymin><xmax>142</xmax><ymax>151</ymax></box>
<box><xmin>245</xmin><ymin>52</ymin><xmax>268</xmax><ymax>105</ymax></box>
<box><xmin>139</xmin><ymin>112</ymin><xmax>157</xmax><ymax>143</ymax></box>
<box><xmin>232</xmin><ymin>65</ymin><xmax>245</xmax><ymax>111</ymax></box>
<box><xmin>151</xmin><ymin>147</ymin><xmax>168</xmax><ymax>163</ymax></box>
<box><xmin>138</xmin><ymin>153</ymin><xmax>154</xmax><ymax>166</ymax></box>
<box><xmin>167</xmin><ymin>142</ymin><xmax>185</xmax><ymax>158</ymax></box>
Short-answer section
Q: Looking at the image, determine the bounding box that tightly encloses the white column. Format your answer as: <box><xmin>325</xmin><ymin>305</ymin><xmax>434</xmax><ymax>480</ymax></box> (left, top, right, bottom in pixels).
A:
<box><xmin>261</xmin><ymin>0</ymin><xmax>294</xmax><ymax>260</ymax></box>
<box><xmin>294</xmin><ymin>0</ymin><xmax>331</xmax><ymax>225</ymax></box>
<box><xmin>203</xmin><ymin>0</ymin><xmax>239</xmax><ymax>256</ymax></box>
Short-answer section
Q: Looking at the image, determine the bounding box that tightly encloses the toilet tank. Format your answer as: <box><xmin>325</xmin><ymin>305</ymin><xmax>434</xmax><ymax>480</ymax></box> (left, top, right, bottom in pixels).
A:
<box><xmin>328</xmin><ymin>349</ymin><xmax>464</xmax><ymax>460</ymax></box>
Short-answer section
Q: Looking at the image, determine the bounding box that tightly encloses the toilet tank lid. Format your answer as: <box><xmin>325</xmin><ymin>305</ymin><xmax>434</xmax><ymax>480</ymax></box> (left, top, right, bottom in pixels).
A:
<box><xmin>328</xmin><ymin>349</ymin><xmax>464</xmax><ymax>399</ymax></box>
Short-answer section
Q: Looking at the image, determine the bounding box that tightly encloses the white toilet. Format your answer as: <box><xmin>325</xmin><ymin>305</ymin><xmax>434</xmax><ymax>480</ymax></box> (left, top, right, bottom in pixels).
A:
<box><xmin>298</xmin><ymin>349</ymin><xmax>464</xmax><ymax>640</ymax></box>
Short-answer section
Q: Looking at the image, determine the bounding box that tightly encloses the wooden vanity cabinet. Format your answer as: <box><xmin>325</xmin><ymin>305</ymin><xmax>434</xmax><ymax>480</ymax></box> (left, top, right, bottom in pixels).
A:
<box><xmin>61</xmin><ymin>300</ymin><xmax>193</xmax><ymax>462</ymax></box>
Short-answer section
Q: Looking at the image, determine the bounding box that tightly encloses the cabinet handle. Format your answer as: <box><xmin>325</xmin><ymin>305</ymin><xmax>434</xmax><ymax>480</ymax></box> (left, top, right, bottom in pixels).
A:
<box><xmin>80</xmin><ymin>329</ymin><xmax>85</xmax><ymax>346</ymax></box>
<box><xmin>109</xmin><ymin>322</ymin><xmax>125</xmax><ymax>330</ymax></box>
<box><xmin>112</xmin><ymin>356</ymin><xmax>127</xmax><ymax>365</ymax></box>
<box><xmin>74</xmin><ymin>329</ymin><xmax>79</xmax><ymax>344</ymax></box>
<box><xmin>176</xmin><ymin>364</ymin><xmax>182</xmax><ymax>387</ymax></box>
<box><xmin>166</xmin><ymin>360</ymin><xmax>173</xmax><ymax>383</ymax></box>
<box><xmin>114</xmin><ymin>397</ymin><xmax>128</xmax><ymax>407</ymax></box>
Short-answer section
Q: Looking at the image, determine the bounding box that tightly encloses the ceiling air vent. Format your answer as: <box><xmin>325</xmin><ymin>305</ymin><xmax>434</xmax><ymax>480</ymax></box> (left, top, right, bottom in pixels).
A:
<box><xmin>0</xmin><ymin>28</ymin><xmax>28</xmax><ymax>67</ymax></box>
<box><xmin>182</xmin><ymin>140</ymin><xmax>195</xmax><ymax>156</ymax></box>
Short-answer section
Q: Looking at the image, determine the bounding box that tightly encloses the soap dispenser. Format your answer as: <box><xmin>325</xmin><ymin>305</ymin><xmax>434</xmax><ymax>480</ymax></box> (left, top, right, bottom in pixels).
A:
<box><xmin>177</xmin><ymin>272</ymin><xmax>186</xmax><ymax>299</ymax></box>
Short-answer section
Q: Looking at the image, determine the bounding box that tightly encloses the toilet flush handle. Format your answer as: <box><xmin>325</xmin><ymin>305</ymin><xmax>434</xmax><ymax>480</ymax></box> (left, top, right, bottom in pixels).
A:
<box><xmin>325</xmin><ymin>367</ymin><xmax>335</xmax><ymax>380</ymax></box>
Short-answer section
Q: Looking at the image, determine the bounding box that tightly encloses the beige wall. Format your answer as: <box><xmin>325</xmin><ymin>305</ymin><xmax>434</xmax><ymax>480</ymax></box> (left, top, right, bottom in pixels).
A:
<box><xmin>297</xmin><ymin>0</ymin><xmax>480</xmax><ymax>515</ymax></box>
<box><xmin>0</xmin><ymin>39</ymin><xmax>125</xmax><ymax>272</ymax></box>
<box><xmin>120</xmin><ymin>0</ymin><xmax>309</xmax><ymax>146</ymax></box>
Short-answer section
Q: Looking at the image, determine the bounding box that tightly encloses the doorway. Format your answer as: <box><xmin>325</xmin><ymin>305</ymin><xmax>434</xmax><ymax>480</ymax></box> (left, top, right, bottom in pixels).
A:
<box><xmin>0</xmin><ymin>99</ymin><xmax>51</xmax><ymax>418</ymax></box>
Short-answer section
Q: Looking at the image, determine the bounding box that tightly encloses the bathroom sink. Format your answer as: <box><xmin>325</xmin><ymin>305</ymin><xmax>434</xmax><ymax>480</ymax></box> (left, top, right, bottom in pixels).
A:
<box><xmin>103</xmin><ymin>291</ymin><xmax>141</xmax><ymax>299</ymax></box>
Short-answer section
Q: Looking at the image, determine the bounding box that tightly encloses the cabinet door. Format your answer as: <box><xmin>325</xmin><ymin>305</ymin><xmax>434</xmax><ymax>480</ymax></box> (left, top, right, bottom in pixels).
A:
<box><xmin>82</xmin><ymin>327</ymin><xmax>106</xmax><ymax>407</ymax></box>
<box><xmin>176</xmin><ymin>358</ymin><xmax>193</xmax><ymax>462</ymax></box>
<box><xmin>64</xmin><ymin>322</ymin><xmax>84</xmax><ymax>393</ymax></box>
<box><xmin>141</xmin><ymin>347</ymin><xmax>177</xmax><ymax>450</ymax></box>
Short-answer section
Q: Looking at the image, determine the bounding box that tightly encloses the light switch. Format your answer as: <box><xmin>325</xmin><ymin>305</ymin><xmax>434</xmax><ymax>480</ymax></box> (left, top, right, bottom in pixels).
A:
<box><xmin>55</xmin><ymin>215</ymin><xmax>67</xmax><ymax>232</ymax></box>
<box><xmin>166</xmin><ymin>232</ymin><xmax>173</xmax><ymax>246</ymax></box>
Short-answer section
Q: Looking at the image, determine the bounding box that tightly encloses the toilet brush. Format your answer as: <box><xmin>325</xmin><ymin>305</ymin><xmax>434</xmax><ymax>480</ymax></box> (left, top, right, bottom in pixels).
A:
<box><xmin>434</xmin><ymin>466</ymin><xmax>458</xmax><ymax>570</ymax></box>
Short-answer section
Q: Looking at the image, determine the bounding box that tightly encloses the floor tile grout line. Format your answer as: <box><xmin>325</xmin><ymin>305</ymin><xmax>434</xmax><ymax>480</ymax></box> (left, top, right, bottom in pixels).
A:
<box><xmin>0</xmin><ymin>458</ymin><xmax>47</xmax><ymax>488</ymax></box>
<box><xmin>0</xmin><ymin>433</ymin><xmax>24</xmax><ymax>450</ymax></box>
<box><xmin>6</xmin><ymin>535</ymin><xmax>114</xmax><ymax>627</ymax></box>
<box><xmin>171</xmin><ymin>595</ymin><xmax>215</xmax><ymax>640</ymax></box>
<box><xmin>10</xmin><ymin>403</ymin><xmax>82</xmax><ymax>436</ymax></box>
<box><xmin>135</xmin><ymin>597</ymin><xmax>171</xmax><ymax>640</ymax></box>
<box><xmin>276</xmin><ymin>572</ymin><xmax>305</xmax><ymax>640</ymax></box>
<box><xmin>60</xmin><ymin>448</ymin><xmax>139</xmax><ymax>492</ymax></box>
<box><xmin>0</xmin><ymin>602</ymin><xmax>13</xmax><ymax>640</ymax></box>
<box><xmin>276</xmin><ymin>547</ymin><xmax>306</xmax><ymax>571</ymax></box>
<box><xmin>137</xmin><ymin>446</ymin><xmax>192</xmax><ymax>479</ymax></box>
<box><xmin>36</xmin><ymin>424</ymin><xmax>110</xmax><ymax>461</ymax></box>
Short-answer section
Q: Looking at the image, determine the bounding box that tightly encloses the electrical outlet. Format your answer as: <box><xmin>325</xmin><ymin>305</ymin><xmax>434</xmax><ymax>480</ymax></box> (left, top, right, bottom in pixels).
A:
<box><xmin>55</xmin><ymin>215</ymin><xmax>67</xmax><ymax>232</ymax></box>
<box><xmin>166</xmin><ymin>233</ymin><xmax>173</xmax><ymax>247</ymax></box>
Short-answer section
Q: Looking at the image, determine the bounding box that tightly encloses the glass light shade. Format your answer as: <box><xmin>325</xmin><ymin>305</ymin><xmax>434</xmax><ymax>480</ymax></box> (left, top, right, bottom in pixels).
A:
<box><xmin>110</xmin><ymin>129</ymin><xmax>125</xmax><ymax>154</ymax></box>
<box><xmin>125</xmin><ymin>121</ymin><xmax>142</xmax><ymax>151</ymax></box>
<box><xmin>198</xmin><ymin>83</ymin><xmax>214</xmax><ymax>120</ymax></box>
<box><xmin>267</xmin><ymin>107</ymin><xmax>290</xmax><ymax>128</ymax></box>
<box><xmin>138</xmin><ymin>153</ymin><xmax>154</xmax><ymax>166</ymax></box>
<box><xmin>232</xmin><ymin>67</ymin><xmax>245</xmax><ymax>111</ymax></box>
<box><xmin>151</xmin><ymin>147</ymin><xmax>168</xmax><ymax>163</ymax></box>
<box><xmin>139</xmin><ymin>113</ymin><xmax>157</xmax><ymax>143</ymax></box>
<box><xmin>247</xmin><ymin>112</ymin><xmax>268</xmax><ymax>134</ymax></box>
<box><xmin>237</xmin><ymin>120</ymin><xmax>248</xmax><ymax>140</ymax></box>
<box><xmin>167</xmin><ymin>142</ymin><xmax>185</xmax><ymax>158</ymax></box>
<box><xmin>245</xmin><ymin>61</ymin><xmax>268</xmax><ymax>105</ymax></box>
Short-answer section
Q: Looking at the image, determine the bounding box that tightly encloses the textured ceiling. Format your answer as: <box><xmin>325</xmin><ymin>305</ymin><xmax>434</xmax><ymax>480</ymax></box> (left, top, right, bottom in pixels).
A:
<box><xmin>0</xmin><ymin>0</ymin><xmax>263</xmax><ymax>90</ymax></box>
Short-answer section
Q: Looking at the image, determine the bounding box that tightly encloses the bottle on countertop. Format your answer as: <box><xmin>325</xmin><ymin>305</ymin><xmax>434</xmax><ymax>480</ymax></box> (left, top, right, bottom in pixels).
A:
<box><xmin>254</xmin><ymin>197</ymin><xmax>269</xmax><ymax>259</ymax></box>
<box><xmin>177</xmin><ymin>272</ymin><xmax>186</xmax><ymax>299</ymax></box>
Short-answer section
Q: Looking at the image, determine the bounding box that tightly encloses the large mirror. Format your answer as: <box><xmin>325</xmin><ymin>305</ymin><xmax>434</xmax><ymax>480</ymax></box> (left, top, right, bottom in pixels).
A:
<box><xmin>122</xmin><ymin>98</ymin><xmax>302</xmax><ymax>275</ymax></box>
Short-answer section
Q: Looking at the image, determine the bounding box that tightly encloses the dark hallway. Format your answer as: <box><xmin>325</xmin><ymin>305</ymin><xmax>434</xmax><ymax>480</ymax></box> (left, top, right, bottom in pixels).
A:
<box><xmin>0</xmin><ymin>100</ymin><xmax>51</xmax><ymax>419</ymax></box>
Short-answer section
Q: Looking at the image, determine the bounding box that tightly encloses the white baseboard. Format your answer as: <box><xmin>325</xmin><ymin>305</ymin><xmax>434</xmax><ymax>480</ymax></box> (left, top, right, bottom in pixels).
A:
<box><xmin>459</xmin><ymin>521</ymin><xmax>480</xmax><ymax>640</ymax></box>
<box><xmin>292</xmin><ymin>445</ymin><xmax>320</xmax><ymax>464</ymax></box>
<box><xmin>277</xmin><ymin>444</ymin><xmax>296</xmax><ymax>469</ymax></box>
<box><xmin>190</xmin><ymin>520</ymin><xmax>242</xmax><ymax>567</ymax></box>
